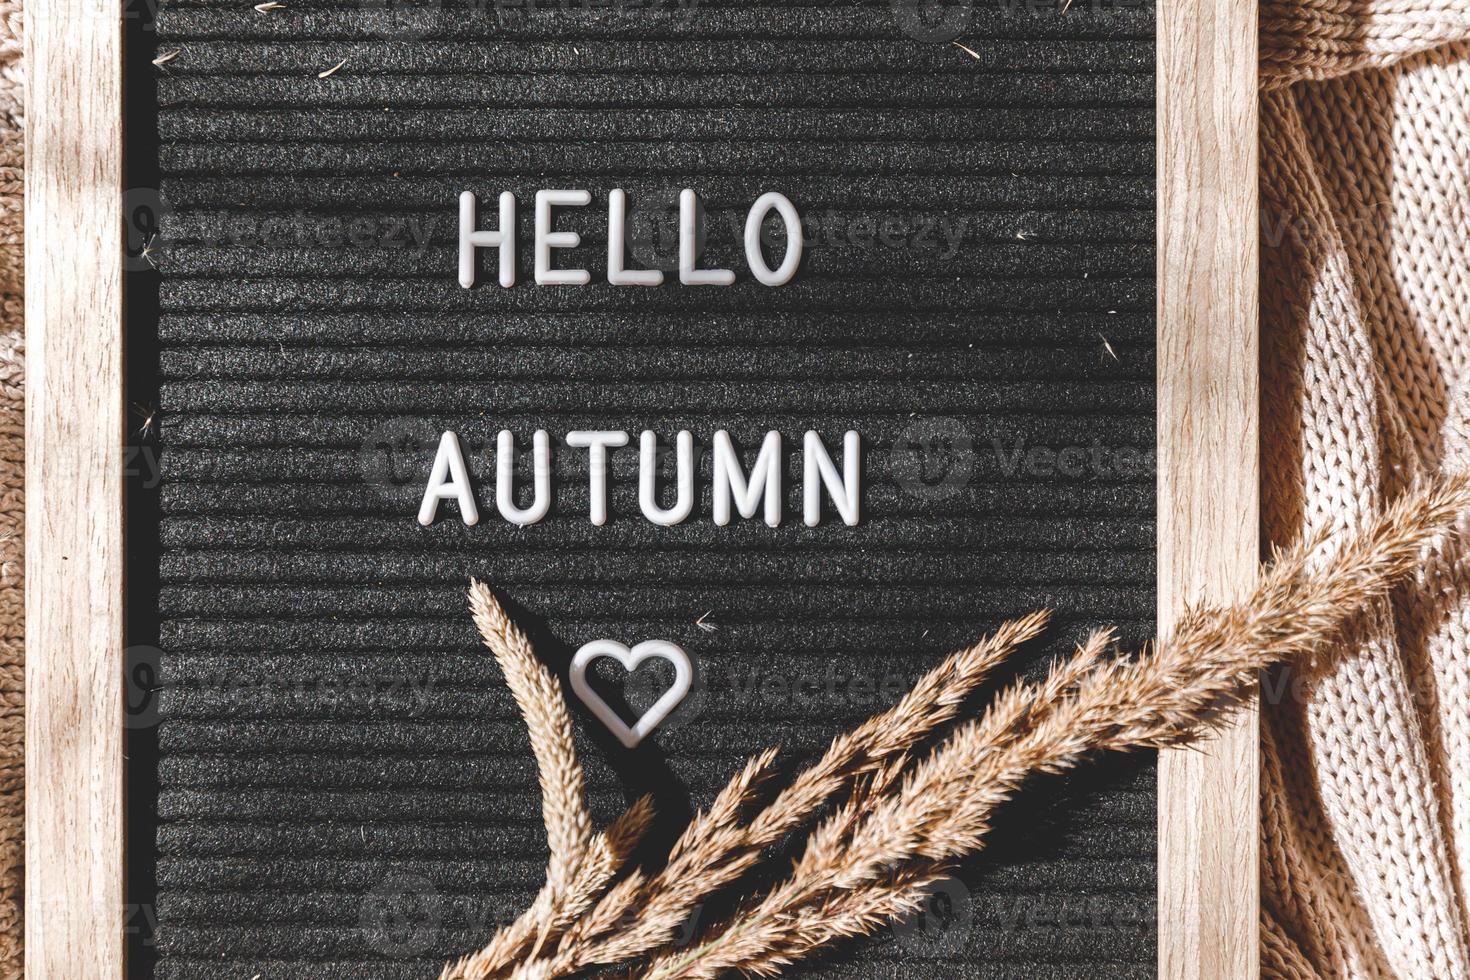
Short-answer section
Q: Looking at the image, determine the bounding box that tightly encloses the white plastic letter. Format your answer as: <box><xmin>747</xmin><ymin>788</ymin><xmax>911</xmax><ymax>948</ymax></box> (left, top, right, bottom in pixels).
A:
<box><xmin>459</xmin><ymin>190</ymin><xmax>516</xmax><ymax>288</ymax></box>
<box><xmin>639</xmin><ymin>430</ymin><xmax>695</xmax><ymax>525</ymax></box>
<box><xmin>712</xmin><ymin>430</ymin><xmax>782</xmax><ymax>527</ymax></box>
<box><xmin>567</xmin><ymin>430</ymin><xmax>629</xmax><ymax>525</ymax></box>
<box><xmin>679</xmin><ymin>188</ymin><xmax>734</xmax><ymax>286</ymax></box>
<box><xmin>535</xmin><ymin>189</ymin><xmax>591</xmax><ymax>285</ymax></box>
<box><xmin>803</xmin><ymin>430</ymin><xmax>860</xmax><ymax>527</ymax></box>
<box><xmin>607</xmin><ymin>189</ymin><xmax>663</xmax><ymax>286</ymax></box>
<box><xmin>743</xmin><ymin>192</ymin><xmax>802</xmax><ymax>286</ymax></box>
<box><xmin>496</xmin><ymin>429</ymin><xmax>552</xmax><ymax>525</ymax></box>
<box><xmin>418</xmin><ymin>431</ymin><xmax>479</xmax><ymax>526</ymax></box>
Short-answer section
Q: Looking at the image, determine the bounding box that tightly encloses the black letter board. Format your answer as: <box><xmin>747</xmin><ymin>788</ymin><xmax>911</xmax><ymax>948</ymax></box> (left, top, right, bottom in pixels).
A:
<box><xmin>131</xmin><ymin>1</ymin><xmax>1157</xmax><ymax>976</ymax></box>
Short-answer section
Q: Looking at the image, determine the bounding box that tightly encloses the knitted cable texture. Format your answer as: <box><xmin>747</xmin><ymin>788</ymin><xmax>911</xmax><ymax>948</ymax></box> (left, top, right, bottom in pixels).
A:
<box><xmin>0</xmin><ymin>0</ymin><xmax>20</xmax><ymax>974</ymax></box>
<box><xmin>1261</xmin><ymin>3</ymin><xmax>1470</xmax><ymax>976</ymax></box>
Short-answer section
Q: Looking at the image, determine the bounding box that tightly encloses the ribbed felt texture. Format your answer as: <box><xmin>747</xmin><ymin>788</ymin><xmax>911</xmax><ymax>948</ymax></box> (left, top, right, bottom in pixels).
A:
<box><xmin>144</xmin><ymin>2</ymin><xmax>1157</xmax><ymax>976</ymax></box>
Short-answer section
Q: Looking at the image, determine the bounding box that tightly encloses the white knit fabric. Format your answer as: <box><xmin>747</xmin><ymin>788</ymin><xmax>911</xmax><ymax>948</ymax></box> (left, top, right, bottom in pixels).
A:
<box><xmin>1260</xmin><ymin>5</ymin><xmax>1470</xmax><ymax>976</ymax></box>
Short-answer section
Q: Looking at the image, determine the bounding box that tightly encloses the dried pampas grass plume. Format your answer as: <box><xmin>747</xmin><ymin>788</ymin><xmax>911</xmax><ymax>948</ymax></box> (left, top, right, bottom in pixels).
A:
<box><xmin>456</xmin><ymin>585</ymin><xmax>653</xmax><ymax>975</ymax></box>
<box><xmin>443</xmin><ymin>475</ymin><xmax>1470</xmax><ymax>980</ymax></box>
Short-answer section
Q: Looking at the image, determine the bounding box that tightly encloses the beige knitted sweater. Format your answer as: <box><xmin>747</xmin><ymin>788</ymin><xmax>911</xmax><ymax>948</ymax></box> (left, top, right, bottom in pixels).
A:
<box><xmin>0</xmin><ymin>0</ymin><xmax>21</xmax><ymax>975</ymax></box>
<box><xmin>1260</xmin><ymin>2</ymin><xmax>1470</xmax><ymax>977</ymax></box>
<box><xmin>0</xmin><ymin>3</ymin><xmax>1464</xmax><ymax>978</ymax></box>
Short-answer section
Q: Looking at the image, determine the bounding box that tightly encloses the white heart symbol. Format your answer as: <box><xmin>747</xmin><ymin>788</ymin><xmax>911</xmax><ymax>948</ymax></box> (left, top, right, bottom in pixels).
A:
<box><xmin>569</xmin><ymin>640</ymin><xmax>693</xmax><ymax>749</ymax></box>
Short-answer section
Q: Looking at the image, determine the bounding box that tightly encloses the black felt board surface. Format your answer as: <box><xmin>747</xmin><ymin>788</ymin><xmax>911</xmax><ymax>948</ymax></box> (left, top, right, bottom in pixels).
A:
<box><xmin>135</xmin><ymin>1</ymin><xmax>1158</xmax><ymax>976</ymax></box>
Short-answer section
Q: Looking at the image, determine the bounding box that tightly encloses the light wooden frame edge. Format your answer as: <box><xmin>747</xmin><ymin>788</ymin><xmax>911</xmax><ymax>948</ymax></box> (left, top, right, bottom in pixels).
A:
<box><xmin>1157</xmin><ymin>0</ymin><xmax>1260</xmax><ymax>977</ymax></box>
<box><xmin>23</xmin><ymin>0</ymin><xmax>1260</xmax><ymax>975</ymax></box>
<box><xmin>25</xmin><ymin>0</ymin><xmax>127</xmax><ymax>976</ymax></box>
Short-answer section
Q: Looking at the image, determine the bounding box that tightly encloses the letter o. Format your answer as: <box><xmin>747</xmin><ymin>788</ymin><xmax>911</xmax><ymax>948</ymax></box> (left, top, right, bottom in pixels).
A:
<box><xmin>743</xmin><ymin>192</ymin><xmax>803</xmax><ymax>286</ymax></box>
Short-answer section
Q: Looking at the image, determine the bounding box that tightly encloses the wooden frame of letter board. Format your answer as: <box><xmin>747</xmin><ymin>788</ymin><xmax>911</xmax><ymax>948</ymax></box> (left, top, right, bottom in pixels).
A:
<box><xmin>23</xmin><ymin>0</ymin><xmax>1260</xmax><ymax>975</ymax></box>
